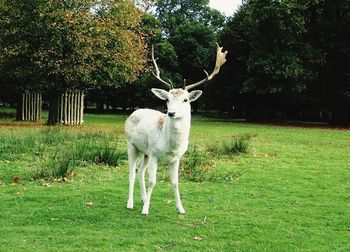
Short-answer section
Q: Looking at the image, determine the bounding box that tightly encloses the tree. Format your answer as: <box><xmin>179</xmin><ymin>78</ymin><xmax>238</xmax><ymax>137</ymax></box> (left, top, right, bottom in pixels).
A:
<box><xmin>216</xmin><ymin>0</ymin><xmax>325</xmax><ymax>120</ymax></box>
<box><xmin>151</xmin><ymin>0</ymin><xmax>224</xmax><ymax>92</ymax></box>
<box><xmin>169</xmin><ymin>20</ymin><xmax>216</xmax><ymax>84</ymax></box>
<box><xmin>91</xmin><ymin>11</ymin><xmax>181</xmax><ymax>112</ymax></box>
<box><xmin>313</xmin><ymin>0</ymin><xmax>350</xmax><ymax>124</ymax></box>
<box><xmin>0</xmin><ymin>0</ymin><xmax>148</xmax><ymax>124</ymax></box>
<box><xmin>156</xmin><ymin>0</ymin><xmax>224</xmax><ymax>36</ymax></box>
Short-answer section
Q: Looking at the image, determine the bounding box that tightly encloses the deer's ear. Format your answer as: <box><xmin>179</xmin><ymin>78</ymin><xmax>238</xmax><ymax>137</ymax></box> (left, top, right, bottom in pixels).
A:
<box><xmin>188</xmin><ymin>90</ymin><xmax>202</xmax><ymax>102</ymax></box>
<box><xmin>151</xmin><ymin>88</ymin><xmax>168</xmax><ymax>100</ymax></box>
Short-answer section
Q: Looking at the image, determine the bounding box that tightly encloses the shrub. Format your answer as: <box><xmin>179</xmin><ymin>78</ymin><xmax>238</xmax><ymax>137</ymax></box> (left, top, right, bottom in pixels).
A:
<box><xmin>40</xmin><ymin>127</ymin><xmax>71</xmax><ymax>145</ymax></box>
<box><xmin>223</xmin><ymin>137</ymin><xmax>249</xmax><ymax>155</ymax></box>
<box><xmin>181</xmin><ymin>145</ymin><xmax>209</xmax><ymax>182</ymax></box>
<box><xmin>89</xmin><ymin>142</ymin><xmax>127</xmax><ymax>166</ymax></box>
<box><xmin>206</xmin><ymin>135</ymin><xmax>251</xmax><ymax>157</ymax></box>
<box><xmin>34</xmin><ymin>136</ymin><xmax>127</xmax><ymax>179</ymax></box>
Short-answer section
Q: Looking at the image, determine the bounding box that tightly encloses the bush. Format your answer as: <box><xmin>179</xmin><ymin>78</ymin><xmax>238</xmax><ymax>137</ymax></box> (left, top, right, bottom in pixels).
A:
<box><xmin>206</xmin><ymin>135</ymin><xmax>251</xmax><ymax>157</ymax></box>
<box><xmin>223</xmin><ymin>137</ymin><xmax>249</xmax><ymax>155</ymax></box>
<box><xmin>181</xmin><ymin>145</ymin><xmax>209</xmax><ymax>182</ymax></box>
<box><xmin>34</xmin><ymin>148</ymin><xmax>77</xmax><ymax>179</ymax></box>
<box><xmin>33</xmin><ymin>131</ymin><xmax>127</xmax><ymax>180</ymax></box>
<box><xmin>89</xmin><ymin>142</ymin><xmax>127</xmax><ymax>166</ymax></box>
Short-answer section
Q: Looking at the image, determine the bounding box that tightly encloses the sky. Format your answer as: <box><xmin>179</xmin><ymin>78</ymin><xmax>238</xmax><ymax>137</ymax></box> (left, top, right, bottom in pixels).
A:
<box><xmin>209</xmin><ymin>0</ymin><xmax>241</xmax><ymax>16</ymax></box>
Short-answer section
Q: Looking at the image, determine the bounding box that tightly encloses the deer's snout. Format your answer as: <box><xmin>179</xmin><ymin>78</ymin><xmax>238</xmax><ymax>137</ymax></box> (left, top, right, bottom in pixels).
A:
<box><xmin>167</xmin><ymin>112</ymin><xmax>176</xmax><ymax>117</ymax></box>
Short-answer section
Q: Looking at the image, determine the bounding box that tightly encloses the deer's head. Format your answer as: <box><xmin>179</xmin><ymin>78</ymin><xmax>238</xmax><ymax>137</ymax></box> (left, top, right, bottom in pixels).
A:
<box><xmin>151</xmin><ymin>88</ymin><xmax>202</xmax><ymax>118</ymax></box>
<box><xmin>151</xmin><ymin>43</ymin><xmax>228</xmax><ymax>119</ymax></box>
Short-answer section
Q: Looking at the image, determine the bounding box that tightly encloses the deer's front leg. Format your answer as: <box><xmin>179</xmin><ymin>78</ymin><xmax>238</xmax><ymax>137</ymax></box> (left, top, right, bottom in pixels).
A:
<box><xmin>169</xmin><ymin>159</ymin><xmax>185</xmax><ymax>214</ymax></box>
<box><xmin>142</xmin><ymin>156</ymin><xmax>158</xmax><ymax>215</ymax></box>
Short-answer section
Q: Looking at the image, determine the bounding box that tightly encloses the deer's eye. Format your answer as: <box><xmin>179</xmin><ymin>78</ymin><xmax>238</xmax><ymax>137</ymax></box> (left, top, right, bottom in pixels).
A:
<box><xmin>183</xmin><ymin>99</ymin><xmax>188</xmax><ymax>103</ymax></box>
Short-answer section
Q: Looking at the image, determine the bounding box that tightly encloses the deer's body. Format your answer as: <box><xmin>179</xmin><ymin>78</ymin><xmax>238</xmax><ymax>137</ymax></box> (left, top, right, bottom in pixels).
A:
<box><xmin>125</xmin><ymin>108</ymin><xmax>190</xmax><ymax>162</ymax></box>
<box><xmin>125</xmin><ymin>43</ymin><xmax>227</xmax><ymax>215</ymax></box>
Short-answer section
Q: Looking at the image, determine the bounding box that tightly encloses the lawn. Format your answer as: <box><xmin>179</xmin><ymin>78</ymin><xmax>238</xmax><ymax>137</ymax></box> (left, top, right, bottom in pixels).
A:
<box><xmin>0</xmin><ymin>111</ymin><xmax>349</xmax><ymax>251</ymax></box>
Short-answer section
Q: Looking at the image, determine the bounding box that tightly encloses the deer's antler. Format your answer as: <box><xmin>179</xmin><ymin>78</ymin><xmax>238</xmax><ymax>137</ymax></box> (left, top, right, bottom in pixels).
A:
<box><xmin>184</xmin><ymin>43</ymin><xmax>228</xmax><ymax>90</ymax></box>
<box><xmin>151</xmin><ymin>45</ymin><xmax>173</xmax><ymax>89</ymax></box>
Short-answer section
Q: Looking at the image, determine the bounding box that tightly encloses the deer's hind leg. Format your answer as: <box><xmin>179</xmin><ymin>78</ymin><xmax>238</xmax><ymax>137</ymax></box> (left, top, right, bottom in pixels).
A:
<box><xmin>127</xmin><ymin>143</ymin><xmax>142</xmax><ymax>209</ymax></box>
<box><xmin>137</xmin><ymin>155</ymin><xmax>148</xmax><ymax>204</ymax></box>
<box><xmin>142</xmin><ymin>155</ymin><xmax>158</xmax><ymax>215</ymax></box>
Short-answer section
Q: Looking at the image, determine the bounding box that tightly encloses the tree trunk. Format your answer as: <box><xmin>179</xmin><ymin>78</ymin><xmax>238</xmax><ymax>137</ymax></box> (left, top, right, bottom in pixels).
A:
<box><xmin>48</xmin><ymin>90</ymin><xmax>84</xmax><ymax>125</ymax></box>
<box><xmin>48</xmin><ymin>91</ymin><xmax>59</xmax><ymax>125</ymax></box>
<box><xmin>16</xmin><ymin>92</ymin><xmax>42</xmax><ymax>121</ymax></box>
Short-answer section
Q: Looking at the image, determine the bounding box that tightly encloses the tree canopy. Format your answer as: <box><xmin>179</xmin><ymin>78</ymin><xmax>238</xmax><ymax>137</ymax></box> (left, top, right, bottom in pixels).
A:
<box><xmin>213</xmin><ymin>0</ymin><xmax>350</xmax><ymax>122</ymax></box>
<box><xmin>0</xmin><ymin>0</ymin><xmax>147</xmax><ymax>93</ymax></box>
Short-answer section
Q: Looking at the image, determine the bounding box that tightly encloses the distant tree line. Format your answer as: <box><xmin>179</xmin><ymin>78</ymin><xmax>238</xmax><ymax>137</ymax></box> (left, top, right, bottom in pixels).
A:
<box><xmin>215</xmin><ymin>0</ymin><xmax>350</xmax><ymax>124</ymax></box>
<box><xmin>105</xmin><ymin>0</ymin><xmax>350</xmax><ymax>124</ymax></box>
<box><xmin>0</xmin><ymin>0</ymin><xmax>349</xmax><ymax>125</ymax></box>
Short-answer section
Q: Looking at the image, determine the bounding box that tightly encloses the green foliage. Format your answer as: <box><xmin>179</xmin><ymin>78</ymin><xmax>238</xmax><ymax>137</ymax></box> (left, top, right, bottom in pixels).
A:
<box><xmin>181</xmin><ymin>145</ymin><xmax>209</xmax><ymax>182</ymax></box>
<box><xmin>150</xmin><ymin>0</ymin><xmax>224</xmax><ymax>86</ymax></box>
<box><xmin>35</xmin><ymin>139</ymin><xmax>127</xmax><ymax>179</ymax></box>
<box><xmin>213</xmin><ymin>0</ymin><xmax>350</xmax><ymax>122</ymax></box>
<box><xmin>181</xmin><ymin>135</ymin><xmax>251</xmax><ymax>182</ymax></box>
<box><xmin>156</xmin><ymin>0</ymin><xmax>225</xmax><ymax>35</ymax></box>
<box><xmin>169</xmin><ymin>20</ymin><xmax>217</xmax><ymax>82</ymax></box>
<box><xmin>0</xmin><ymin>127</ymin><xmax>126</xmax><ymax>179</ymax></box>
<box><xmin>0</xmin><ymin>0</ymin><xmax>148</xmax><ymax>93</ymax></box>
<box><xmin>206</xmin><ymin>135</ymin><xmax>253</xmax><ymax>157</ymax></box>
<box><xmin>222</xmin><ymin>137</ymin><xmax>249</xmax><ymax>155</ymax></box>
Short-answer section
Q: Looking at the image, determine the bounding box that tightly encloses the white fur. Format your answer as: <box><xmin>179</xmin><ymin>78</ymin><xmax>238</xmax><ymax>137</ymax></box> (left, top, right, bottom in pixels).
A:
<box><xmin>125</xmin><ymin>88</ymin><xmax>202</xmax><ymax>215</ymax></box>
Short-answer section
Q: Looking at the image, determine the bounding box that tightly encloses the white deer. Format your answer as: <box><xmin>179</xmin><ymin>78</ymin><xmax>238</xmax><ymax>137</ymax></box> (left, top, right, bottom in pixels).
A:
<box><xmin>125</xmin><ymin>43</ymin><xmax>228</xmax><ymax>215</ymax></box>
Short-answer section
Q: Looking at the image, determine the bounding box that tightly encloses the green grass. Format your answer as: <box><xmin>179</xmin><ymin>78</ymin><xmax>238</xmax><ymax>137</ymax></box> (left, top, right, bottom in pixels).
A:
<box><xmin>0</xmin><ymin>110</ymin><xmax>349</xmax><ymax>251</ymax></box>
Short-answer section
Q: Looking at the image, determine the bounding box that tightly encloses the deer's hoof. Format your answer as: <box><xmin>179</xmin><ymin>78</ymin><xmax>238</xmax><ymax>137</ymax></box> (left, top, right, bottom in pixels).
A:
<box><xmin>178</xmin><ymin>207</ymin><xmax>186</xmax><ymax>214</ymax></box>
<box><xmin>127</xmin><ymin>200</ymin><xmax>133</xmax><ymax>209</ymax></box>
<box><xmin>141</xmin><ymin>205</ymin><xmax>149</xmax><ymax>215</ymax></box>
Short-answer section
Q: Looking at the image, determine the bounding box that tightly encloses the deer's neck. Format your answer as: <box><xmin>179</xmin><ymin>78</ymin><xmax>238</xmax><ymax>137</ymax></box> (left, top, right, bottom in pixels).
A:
<box><xmin>163</xmin><ymin>111</ymin><xmax>191</xmax><ymax>150</ymax></box>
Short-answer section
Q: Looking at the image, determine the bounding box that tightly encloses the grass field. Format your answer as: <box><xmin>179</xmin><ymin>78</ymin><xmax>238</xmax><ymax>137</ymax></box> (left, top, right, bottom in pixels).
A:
<box><xmin>0</xmin><ymin>110</ymin><xmax>349</xmax><ymax>251</ymax></box>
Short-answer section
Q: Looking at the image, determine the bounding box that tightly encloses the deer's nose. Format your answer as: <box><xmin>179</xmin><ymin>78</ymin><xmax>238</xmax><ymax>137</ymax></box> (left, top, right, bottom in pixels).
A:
<box><xmin>167</xmin><ymin>112</ymin><xmax>175</xmax><ymax>117</ymax></box>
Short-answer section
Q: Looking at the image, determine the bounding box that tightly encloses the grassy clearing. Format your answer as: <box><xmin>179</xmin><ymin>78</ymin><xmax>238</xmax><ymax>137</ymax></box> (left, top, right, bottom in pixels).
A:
<box><xmin>0</xmin><ymin>110</ymin><xmax>349</xmax><ymax>251</ymax></box>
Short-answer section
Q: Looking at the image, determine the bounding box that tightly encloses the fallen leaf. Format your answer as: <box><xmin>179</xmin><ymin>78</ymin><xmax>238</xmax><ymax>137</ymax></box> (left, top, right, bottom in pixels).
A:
<box><xmin>13</xmin><ymin>176</ymin><xmax>20</xmax><ymax>183</ymax></box>
<box><xmin>15</xmin><ymin>192</ymin><xmax>21</xmax><ymax>195</ymax></box>
<box><xmin>194</xmin><ymin>236</ymin><xmax>203</xmax><ymax>241</ymax></box>
<box><xmin>85</xmin><ymin>201</ymin><xmax>94</xmax><ymax>206</ymax></box>
<box><xmin>69</xmin><ymin>172</ymin><xmax>78</xmax><ymax>177</ymax></box>
<box><xmin>51</xmin><ymin>218</ymin><xmax>59</xmax><ymax>221</ymax></box>
<box><xmin>165</xmin><ymin>200</ymin><xmax>172</xmax><ymax>204</ymax></box>
<box><xmin>94</xmin><ymin>156</ymin><xmax>100</xmax><ymax>163</ymax></box>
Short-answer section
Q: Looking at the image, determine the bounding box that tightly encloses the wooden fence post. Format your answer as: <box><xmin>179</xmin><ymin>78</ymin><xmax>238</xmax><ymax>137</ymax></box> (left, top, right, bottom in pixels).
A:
<box><xmin>18</xmin><ymin>91</ymin><xmax>42</xmax><ymax>121</ymax></box>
